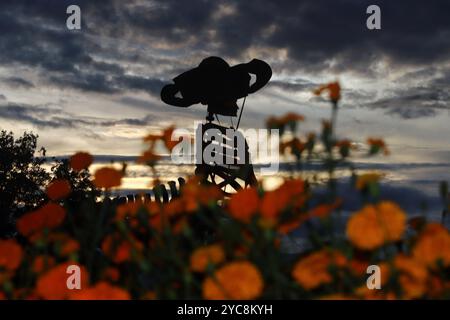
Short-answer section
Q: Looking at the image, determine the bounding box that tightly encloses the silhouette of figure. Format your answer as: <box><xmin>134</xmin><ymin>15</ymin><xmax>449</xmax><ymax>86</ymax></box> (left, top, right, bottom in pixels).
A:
<box><xmin>161</xmin><ymin>56</ymin><xmax>272</xmax><ymax>117</ymax></box>
<box><xmin>160</xmin><ymin>57</ymin><xmax>272</xmax><ymax>194</ymax></box>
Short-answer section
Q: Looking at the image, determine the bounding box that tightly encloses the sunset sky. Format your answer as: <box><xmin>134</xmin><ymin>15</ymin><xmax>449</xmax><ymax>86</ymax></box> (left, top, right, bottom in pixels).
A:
<box><xmin>0</xmin><ymin>0</ymin><xmax>449</xmax><ymax>209</ymax></box>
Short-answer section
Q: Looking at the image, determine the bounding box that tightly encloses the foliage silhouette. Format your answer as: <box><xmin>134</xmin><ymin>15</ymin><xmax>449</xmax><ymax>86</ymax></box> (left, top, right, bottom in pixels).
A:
<box><xmin>0</xmin><ymin>131</ymin><xmax>49</xmax><ymax>238</ymax></box>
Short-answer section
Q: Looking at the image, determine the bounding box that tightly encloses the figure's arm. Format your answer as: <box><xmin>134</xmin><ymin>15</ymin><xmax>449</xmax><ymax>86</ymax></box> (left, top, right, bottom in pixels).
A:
<box><xmin>160</xmin><ymin>84</ymin><xmax>190</xmax><ymax>107</ymax></box>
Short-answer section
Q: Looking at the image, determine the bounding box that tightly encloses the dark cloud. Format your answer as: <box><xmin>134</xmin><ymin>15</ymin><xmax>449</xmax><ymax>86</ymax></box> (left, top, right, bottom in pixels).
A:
<box><xmin>1</xmin><ymin>77</ymin><xmax>35</xmax><ymax>89</ymax></box>
<box><xmin>267</xmin><ymin>79</ymin><xmax>317</xmax><ymax>92</ymax></box>
<box><xmin>0</xmin><ymin>100</ymin><xmax>158</xmax><ymax>129</ymax></box>
<box><xmin>365</xmin><ymin>68</ymin><xmax>450</xmax><ymax>119</ymax></box>
<box><xmin>0</xmin><ymin>0</ymin><xmax>448</xmax><ymax>119</ymax></box>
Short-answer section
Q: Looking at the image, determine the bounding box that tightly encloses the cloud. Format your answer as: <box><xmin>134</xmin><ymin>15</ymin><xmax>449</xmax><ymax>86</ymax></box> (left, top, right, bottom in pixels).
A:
<box><xmin>0</xmin><ymin>0</ymin><xmax>448</xmax><ymax>127</ymax></box>
<box><xmin>0</xmin><ymin>100</ymin><xmax>159</xmax><ymax>129</ymax></box>
<box><xmin>1</xmin><ymin>1</ymin><xmax>449</xmax><ymax>92</ymax></box>
<box><xmin>1</xmin><ymin>77</ymin><xmax>35</xmax><ymax>89</ymax></box>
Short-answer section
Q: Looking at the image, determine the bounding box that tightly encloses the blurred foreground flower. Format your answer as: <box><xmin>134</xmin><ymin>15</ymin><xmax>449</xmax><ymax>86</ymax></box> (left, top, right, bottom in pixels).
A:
<box><xmin>36</xmin><ymin>262</ymin><xmax>89</xmax><ymax>299</ymax></box>
<box><xmin>202</xmin><ymin>261</ymin><xmax>263</xmax><ymax>300</ymax></box>
<box><xmin>46</xmin><ymin>179</ymin><xmax>72</xmax><ymax>201</ymax></box>
<box><xmin>70</xmin><ymin>152</ymin><xmax>93</xmax><ymax>172</ymax></box>
<box><xmin>314</xmin><ymin>81</ymin><xmax>341</xmax><ymax>103</ymax></box>
<box><xmin>367</xmin><ymin>138</ymin><xmax>390</xmax><ymax>156</ymax></box>
<box><xmin>94</xmin><ymin>167</ymin><xmax>123</xmax><ymax>189</ymax></box>
<box><xmin>0</xmin><ymin>239</ymin><xmax>23</xmax><ymax>271</ymax></box>
<box><xmin>292</xmin><ymin>250</ymin><xmax>346</xmax><ymax>290</ymax></box>
<box><xmin>190</xmin><ymin>244</ymin><xmax>226</xmax><ymax>272</ymax></box>
<box><xmin>16</xmin><ymin>203</ymin><xmax>66</xmax><ymax>239</ymax></box>
<box><xmin>70</xmin><ymin>282</ymin><xmax>130</xmax><ymax>300</ymax></box>
<box><xmin>346</xmin><ymin>201</ymin><xmax>406</xmax><ymax>250</ymax></box>
<box><xmin>412</xmin><ymin>223</ymin><xmax>450</xmax><ymax>268</ymax></box>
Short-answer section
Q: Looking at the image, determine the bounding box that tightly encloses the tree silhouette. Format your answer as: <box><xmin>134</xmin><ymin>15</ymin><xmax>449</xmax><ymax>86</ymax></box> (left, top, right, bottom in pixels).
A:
<box><xmin>50</xmin><ymin>158</ymin><xmax>99</xmax><ymax>206</ymax></box>
<box><xmin>0</xmin><ymin>131</ymin><xmax>49</xmax><ymax>238</ymax></box>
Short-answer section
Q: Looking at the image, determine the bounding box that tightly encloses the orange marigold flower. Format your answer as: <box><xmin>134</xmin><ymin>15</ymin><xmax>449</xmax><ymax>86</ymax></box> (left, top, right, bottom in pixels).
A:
<box><xmin>0</xmin><ymin>239</ymin><xmax>23</xmax><ymax>271</ymax></box>
<box><xmin>314</xmin><ymin>81</ymin><xmax>341</xmax><ymax>103</ymax></box>
<box><xmin>351</xmin><ymin>262</ymin><xmax>390</xmax><ymax>292</ymax></box>
<box><xmin>349</xmin><ymin>259</ymin><xmax>370</xmax><ymax>276</ymax></box>
<box><xmin>69</xmin><ymin>282</ymin><xmax>130</xmax><ymax>300</ymax></box>
<box><xmin>33</xmin><ymin>255</ymin><xmax>56</xmax><ymax>274</ymax></box>
<box><xmin>101</xmin><ymin>235</ymin><xmax>143</xmax><ymax>264</ymax></box>
<box><xmin>115</xmin><ymin>201</ymin><xmax>147</xmax><ymax>221</ymax></box>
<box><xmin>144</xmin><ymin>133</ymin><xmax>163</xmax><ymax>144</ymax></box>
<box><xmin>266</xmin><ymin>113</ymin><xmax>304</xmax><ymax>132</ymax></box>
<box><xmin>59</xmin><ymin>238</ymin><xmax>80</xmax><ymax>257</ymax></box>
<box><xmin>346</xmin><ymin>201</ymin><xmax>406</xmax><ymax>250</ymax></box>
<box><xmin>335</xmin><ymin>139</ymin><xmax>353</xmax><ymax>149</ymax></box>
<box><xmin>367</xmin><ymin>138</ymin><xmax>390</xmax><ymax>155</ymax></box>
<box><xmin>280</xmin><ymin>138</ymin><xmax>305</xmax><ymax>157</ymax></box>
<box><xmin>260</xmin><ymin>179</ymin><xmax>306</xmax><ymax>222</ymax></box>
<box><xmin>266</xmin><ymin>116</ymin><xmax>281</xmax><ymax>129</ymax></box>
<box><xmin>70</xmin><ymin>152</ymin><xmax>93</xmax><ymax>172</ymax></box>
<box><xmin>292</xmin><ymin>250</ymin><xmax>347</xmax><ymax>290</ymax></box>
<box><xmin>36</xmin><ymin>263</ymin><xmax>89</xmax><ymax>299</ymax></box>
<box><xmin>394</xmin><ymin>254</ymin><xmax>428</xmax><ymax>299</ymax></box>
<box><xmin>16</xmin><ymin>203</ymin><xmax>66</xmax><ymax>238</ymax></box>
<box><xmin>163</xmin><ymin>198</ymin><xmax>185</xmax><ymax>217</ymax></box>
<box><xmin>228</xmin><ymin>188</ymin><xmax>259</xmax><ymax>223</ymax></box>
<box><xmin>260</xmin><ymin>191</ymin><xmax>286</xmax><ymax>223</ymax></box>
<box><xmin>181</xmin><ymin>177</ymin><xmax>223</xmax><ymax>212</ymax></box>
<box><xmin>308</xmin><ymin>199</ymin><xmax>342</xmax><ymax>219</ymax></box>
<box><xmin>279</xmin><ymin>112</ymin><xmax>305</xmax><ymax>125</ymax></box>
<box><xmin>190</xmin><ymin>244</ymin><xmax>226</xmax><ymax>272</ymax></box>
<box><xmin>203</xmin><ymin>261</ymin><xmax>263</xmax><ymax>300</ymax></box>
<box><xmin>162</xmin><ymin>126</ymin><xmax>183</xmax><ymax>151</ymax></box>
<box><xmin>137</xmin><ymin>149</ymin><xmax>162</xmax><ymax>166</ymax></box>
<box><xmin>277</xmin><ymin>216</ymin><xmax>308</xmax><ymax>235</ymax></box>
<box><xmin>94</xmin><ymin>167</ymin><xmax>123</xmax><ymax>189</ymax></box>
<box><xmin>355</xmin><ymin>280</ymin><xmax>396</xmax><ymax>300</ymax></box>
<box><xmin>103</xmin><ymin>267</ymin><xmax>120</xmax><ymax>282</ymax></box>
<box><xmin>412</xmin><ymin>223</ymin><xmax>450</xmax><ymax>268</ymax></box>
<box><xmin>46</xmin><ymin>179</ymin><xmax>72</xmax><ymax>201</ymax></box>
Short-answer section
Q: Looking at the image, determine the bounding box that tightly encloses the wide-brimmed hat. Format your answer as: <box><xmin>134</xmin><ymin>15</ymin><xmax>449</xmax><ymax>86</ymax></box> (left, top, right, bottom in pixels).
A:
<box><xmin>161</xmin><ymin>56</ymin><xmax>272</xmax><ymax>116</ymax></box>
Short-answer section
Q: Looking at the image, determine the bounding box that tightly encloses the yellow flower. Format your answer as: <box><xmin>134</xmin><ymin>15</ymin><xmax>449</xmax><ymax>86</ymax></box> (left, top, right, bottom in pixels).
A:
<box><xmin>346</xmin><ymin>201</ymin><xmax>406</xmax><ymax>250</ymax></box>
<box><xmin>190</xmin><ymin>244</ymin><xmax>225</xmax><ymax>272</ymax></box>
<box><xmin>292</xmin><ymin>250</ymin><xmax>347</xmax><ymax>290</ymax></box>
<box><xmin>202</xmin><ymin>261</ymin><xmax>263</xmax><ymax>300</ymax></box>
